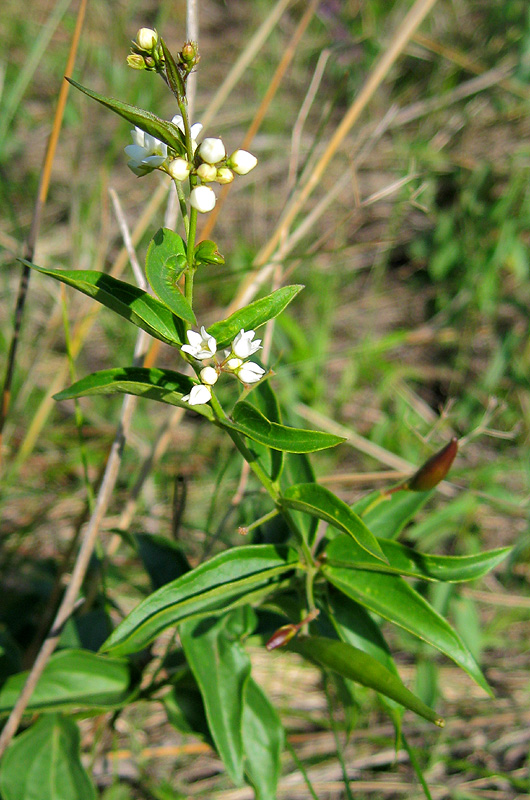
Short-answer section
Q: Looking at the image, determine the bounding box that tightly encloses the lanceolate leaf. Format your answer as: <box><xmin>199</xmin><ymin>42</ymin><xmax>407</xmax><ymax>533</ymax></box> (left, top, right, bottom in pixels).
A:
<box><xmin>243</xmin><ymin>678</ymin><xmax>284</xmax><ymax>800</ymax></box>
<box><xmin>0</xmin><ymin>650</ymin><xmax>133</xmax><ymax>715</ymax></box>
<box><xmin>281</xmin><ymin>483</ymin><xmax>387</xmax><ymax>563</ymax></box>
<box><xmin>180</xmin><ymin>609</ymin><xmax>254</xmax><ymax>786</ymax></box>
<box><xmin>0</xmin><ymin>714</ymin><xmax>96</xmax><ymax>800</ymax></box>
<box><xmin>352</xmin><ymin>489</ymin><xmax>433</xmax><ymax>540</ymax></box>
<box><xmin>252</xmin><ymin>381</ymin><xmax>284</xmax><ymax>482</ymax></box>
<box><xmin>54</xmin><ymin>367</ymin><xmax>214</xmax><ymax>422</ymax></box>
<box><xmin>324</xmin><ymin>533</ymin><xmax>511</xmax><ymax>582</ymax></box>
<box><xmin>325</xmin><ymin>589</ymin><xmax>398</xmax><ymax>676</ymax></box>
<box><xmin>145</xmin><ymin>228</ymin><xmax>194</xmax><ymax>322</ymax></box>
<box><xmin>67</xmin><ymin>78</ymin><xmax>185</xmax><ymax>153</ymax></box>
<box><xmin>282</xmin><ymin>452</ymin><xmax>318</xmax><ymax>548</ymax></box>
<box><xmin>323</xmin><ymin>566</ymin><xmax>492</xmax><ymax>694</ymax></box>
<box><xmin>24</xmin><ymin>263</ymin><xmax>186</xmax><ymax>343</ymax></box>
<box><xmin>289</xmin><ymin>636</ymin><xmax>443</xmax><ymax>726</ymax></box>
<box><xmin>224</xmin><ymin>402</ymin><xmax>344</xmax><ymax>453</ymax></box>
<box><xmin>208</xmin><ymin>285</ymin><xmax>304</xmax><ymax>349</ymax></box>
<box><xmin>102</xmin><ymin>545</ymin><xmax>299</xmax><ymax>657</ymax></box>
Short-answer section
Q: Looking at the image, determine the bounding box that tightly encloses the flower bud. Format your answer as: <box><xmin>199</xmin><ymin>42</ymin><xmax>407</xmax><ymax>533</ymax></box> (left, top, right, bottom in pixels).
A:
<box><xmin>196</xmin><ymin>163</ymin><xmax>217</xmax><ymax>182</ymax></box>
<box><xmin>198</xmin><ymin>137</ymin><xmax>226</xmax><ymax>165</ymax></box>
<box><xmin>136</xmin><ymin>28</ymin><xmax>158</xmax><ymax>51</ymax></box>
<box><xmin>167</xmin><ymin>157</ymin><xmax>191</xmax><ymax>182</ymax></box>
<box><xmin>225</xmin><ymin>357</ymin><xmax>243</xmax><ymax>371</ymax></box>
<box><xmin>190</xmin><ymin>185</ymin><xmax>216</xmax><ymax>213</ymax></box>
<box><xmin>266</xmin><ymin>624</ymin><xmax>298</xmax><ymax>651</ymax></box>
<box><xmin>200</xmin><ymin>366</ymin><xmax>218</xmax><ymax>386</ymax></box>
<box><xmin>235</xmin><ymin>361</ymin><xmax>265</xmax><ymax>384</ymax></box>
<box><xmin>266</xmin><ymin>609</ymin><xmax>319</xmax><ymax>651</ymax></box>
<box><xmin>229</xmin><ymin>149</ymin><xmax>257</xmax><ymax>175</ymax></box>
<box><xmin>406</xmin><ymin>437</ymin><xmax>458</xmax><ymax>491</ymax></box>
<box><xmin>127</xmin><ymin>53</ymin><xmax>147</xmax><ymax>70</ymax></box>
<box><xmin>216</xmin><ymin>166</ymin><xmax>234</xmax><ymax>185</ymax></box>
<box><xmin>180</xmin><ymin>41</ymin><xmax>200</xmax><ymax>66</ymax></box>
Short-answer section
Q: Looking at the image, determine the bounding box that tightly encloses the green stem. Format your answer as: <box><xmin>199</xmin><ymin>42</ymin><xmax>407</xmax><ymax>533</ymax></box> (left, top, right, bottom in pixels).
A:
<box><xmin>240</xmin><ymin>507</ymin><xmax>280</xmax><ymax>535</ymax></box>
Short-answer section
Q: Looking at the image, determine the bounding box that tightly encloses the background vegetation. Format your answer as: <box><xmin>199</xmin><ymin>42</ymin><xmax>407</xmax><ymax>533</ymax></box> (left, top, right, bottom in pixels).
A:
<box><xmin>0</xmin><ymin>0</ymin><xmax>528</xmax><ymax>797</ymax></box>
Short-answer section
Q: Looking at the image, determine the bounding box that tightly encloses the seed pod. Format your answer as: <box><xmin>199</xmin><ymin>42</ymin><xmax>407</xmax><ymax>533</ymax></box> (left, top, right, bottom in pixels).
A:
<box><xmin>406</xmin><ymin>437</ymin><xmax>458</xmax><ymax>491</ymax></box>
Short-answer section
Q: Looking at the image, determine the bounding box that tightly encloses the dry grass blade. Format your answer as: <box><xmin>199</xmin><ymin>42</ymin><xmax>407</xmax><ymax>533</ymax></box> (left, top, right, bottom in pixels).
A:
<box><xmin>0</xmin><ymin>0</ymin><xmax>88</xmax><ymax>469</ymax></box>
<box><xmin>200</xmin><ymin>0</ymin><xmax>320</xmax><ymax>242</ymax></box>
<box><xmin>229</xmin><ymin>0</ymin><xmax>440</xmax><ymax>315</ymax></box>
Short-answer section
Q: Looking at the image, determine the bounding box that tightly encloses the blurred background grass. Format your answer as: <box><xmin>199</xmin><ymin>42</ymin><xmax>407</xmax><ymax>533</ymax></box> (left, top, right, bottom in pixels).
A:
<box><xmin>0</xmin><ymin>0</ymin><xmax>529</xmax><ymax>797</ymax></box>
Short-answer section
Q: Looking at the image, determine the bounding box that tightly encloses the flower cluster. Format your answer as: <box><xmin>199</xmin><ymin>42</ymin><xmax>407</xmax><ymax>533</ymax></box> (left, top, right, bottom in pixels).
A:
<box><xmin>125</xmin><ymin>114</ymin><xmax>202</xmax><ymax>178</ymax></box>
<box><xmin>181</xmin><ymin>327</ymin><xmax>265</xmax><ymax>405</ymax></box>
<box><xmin>124</xmin><ymin>30</ymin><xmax>258</xmax><ymax>212</ymax></box>
<box><xmin>125</xmin><ymin>121</ymin><xmax>257</xmax><ymax>211</ymax></box>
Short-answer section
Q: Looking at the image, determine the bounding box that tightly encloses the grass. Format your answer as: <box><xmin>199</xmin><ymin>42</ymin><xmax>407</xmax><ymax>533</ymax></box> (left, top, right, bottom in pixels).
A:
<box><xmin>0</xmin><ymin>0</ymin><xmax>529</xmax><ymax>797</ymax></box>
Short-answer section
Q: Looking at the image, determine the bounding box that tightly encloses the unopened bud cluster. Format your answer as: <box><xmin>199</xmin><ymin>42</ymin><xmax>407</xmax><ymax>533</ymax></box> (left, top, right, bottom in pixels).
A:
<box><xmin>180</xmin><ymin>328</ymin><xmax>266</xmax><ymax>405</ymax></box>
<box><xmin>127</xmin><ymin>28</ymin><xmax>165</xmax><ymax>72</ymax></box>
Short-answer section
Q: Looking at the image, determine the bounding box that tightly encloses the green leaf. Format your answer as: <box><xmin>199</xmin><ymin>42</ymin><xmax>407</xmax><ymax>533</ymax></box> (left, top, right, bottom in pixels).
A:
<box><xmin>160</xmin><ymin>39</ymin><xmax>185</xmax><ymax>99</ymax></box>
<box><xmin>145</xmin><ymin>228</ymin><xmax>195</xmax><ymax>323</ymax></box>
<box><xmin>281</xmin><ymin>483</ymin><xmax>387</xmax><ymax>562</ymax></box>
<box><xmin>289</xmin><ymin>637</ymin><xmax>443</xmax><ymax>726</ymax></box>
<box><xmin>180</xmin><ymin>609</ymin><xmax>255</xmax><ymax>786</ymax></box>
<box><xmin>194</xmin><ymin>239</ymin><xmax>225</xmax><ymax>266</ymax></box>
<box><xmin>353</xmin><ymin>489</ymin><xmax>433</xmax><ymax>540</ymax></box>
<box><xmin>282</xmin><ymin>453</ymin><xmax>318</xmax><ymax>548</ymax></box>
<box><xmin>324</xmin><ymin>534</ymin><xmax>511</xmax><ymax>582</ymax></box>
<box><xmin>243</xmin><ymin>678</ymin><xmax>284</xmax><ymax>800</ymax></box>
<box><xmin>164</xmin><ymin>670</ymin><xmax>210</xmax><ymax>741</ymax></box>
<box><xmin>0</xmin><ymin>714</ymin><xmax>96</xmax><ymax>800</ymax></box>
<box><xmin>102</xmin><ymin>545</ymin><xmax>299</xmax><ymax>657</ymax></box>
<box><xmin>0</xmin><ymin>650</ymin><xmax>133</xmax><ymax>715</ymax></box>
<box><xmin>207</xmin><ymin>285</ymin><xmax>304</xmax><ymax>349</ymax></box>
<box><xmin>54</xmin><ymin>367</ymin><xmax>214</xmax><ymax>422</ymax></box>
<box><xmin>67</xmin><ymin>78</ymin><xmax>185</xmax><ymax>153</ymax></box>
<box><xmin>323</xmin><ymin>590</ymin><xmax>405</xmax><ymax>722</ymax></box>
<box><xmin>325</xmin><ymin>589</ymin><xmax>398</xmax><ymax>676</ymax></box>
<box><xmin>323</xmin><ymin>565</ymin><xmax>492</xmax><ymax>694</ymax></box>
<box><xmin>224</xmin><ymin>402</ymin><xmax>344</xmax><ymax>453</ymax></box>
<box><xmin>24</xmin><ymin>262</ymin><xmax>185</xmax><ymax>344</ymax></box>
<box><xmin>252</xmin><ymin>381</ymin><xmax>284</xmax><ymax>482</ymax></box>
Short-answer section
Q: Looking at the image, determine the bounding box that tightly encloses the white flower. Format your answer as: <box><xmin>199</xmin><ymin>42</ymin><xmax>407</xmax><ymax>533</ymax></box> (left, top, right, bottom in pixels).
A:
<box><xmin>181</xmin><ymin>326</ymin><xmax>217</xmax><ymax>360</ymax></box>
<box><xmin>200</xmin><ymin>366</ymin><xmax>218</xmax><ymax>386</ymax></box>
<box><xmin>136</xmin><ymin>28</ymin><xmax>158</xmax><ymax>51</ymax></box>
<box><xmin>196</xmin><ymin>163</ymin><xmax>217</xmax><ymax>182</ymax></box>
<box><xmin>125</xmin><ymin>127</ymin><xmax>168</xmax><ymax>176</ymax></box>
<box><xmin>199</xmin><ymin>137</ymin><xmax>226</xmax><ymax>165</ymax></box>
<box><xmin>168</xmin><ymin>157</ymin><xmax>192</xmax><ymax>181</ymax></box>
<box><xmin>235</xmin><ymin>361</ymin><xmax>266</xmax><ymax>384</ymax></box>
<box><xmin>229</xmin><ymin>149</ymin><xmax>257</xmax><ymax>175</ymax></box>
<box><xmin>232</xmin><ymin>329</ymin><xmax>262</xmax><ymax>359</ymax></box>
<box><xmin>172</xmin><ymin>115</ymin><xmax>203</xmax><ymax>153</ymax></box>
<box><xmin>190</xmin><ymin>185</ymin><xmax>216</xmax><ymax>213</ymax></box>
<box><xmin>181</xmin><ymin>384</ymin><xmax>212</xmax><ymax>405</ymax></box>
